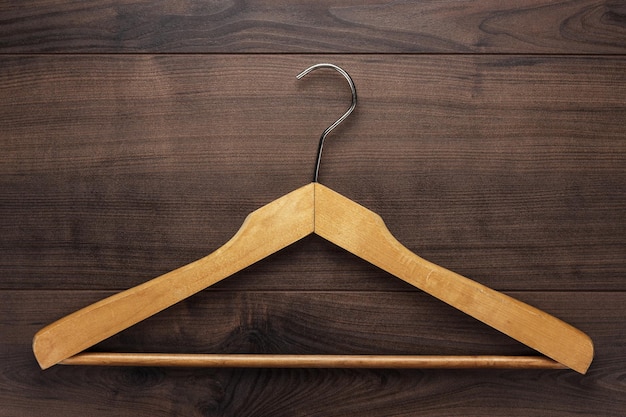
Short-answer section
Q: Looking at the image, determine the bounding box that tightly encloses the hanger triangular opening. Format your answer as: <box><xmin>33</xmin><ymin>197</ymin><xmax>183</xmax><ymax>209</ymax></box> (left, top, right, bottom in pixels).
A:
<box><xmin>84</xmin><ymin>235</ymin><xmax>547</xmax><ymax>361</ymax></box>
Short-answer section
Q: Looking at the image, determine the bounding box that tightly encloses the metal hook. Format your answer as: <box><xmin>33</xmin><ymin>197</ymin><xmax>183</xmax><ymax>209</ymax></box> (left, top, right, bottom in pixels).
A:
<box><xmin>297</xmin><ymin>63</ymin><xmax>357</xmax><ymax>183</ymax></box>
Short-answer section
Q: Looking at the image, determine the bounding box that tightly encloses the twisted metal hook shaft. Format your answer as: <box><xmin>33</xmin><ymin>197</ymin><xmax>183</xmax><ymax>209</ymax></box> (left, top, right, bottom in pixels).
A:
<box><xmin>296</xmin><ymin>64</ymin><xmax>357</xmax><ymax>183</ymax></box>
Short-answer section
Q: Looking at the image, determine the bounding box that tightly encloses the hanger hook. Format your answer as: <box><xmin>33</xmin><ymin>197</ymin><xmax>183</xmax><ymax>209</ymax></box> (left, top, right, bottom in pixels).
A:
<box><xmin>297</xmin><ymin>63</ymin><xmax>357</xmax><ymax>183</ymax></box>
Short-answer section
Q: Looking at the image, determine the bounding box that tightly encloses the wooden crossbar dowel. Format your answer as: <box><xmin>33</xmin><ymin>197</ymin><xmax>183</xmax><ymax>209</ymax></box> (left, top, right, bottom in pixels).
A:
<box><xmin>60</xmin><ymin>353</ymin><xmax>567</xmax><ymax>369</ymax></box>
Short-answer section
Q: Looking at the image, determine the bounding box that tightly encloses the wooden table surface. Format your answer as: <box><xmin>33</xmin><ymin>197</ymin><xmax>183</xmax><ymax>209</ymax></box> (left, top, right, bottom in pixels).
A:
<box><xmin>1</xmin><ymin>2</ymin><xmax>625</xmax><ymax>416</ymax></box>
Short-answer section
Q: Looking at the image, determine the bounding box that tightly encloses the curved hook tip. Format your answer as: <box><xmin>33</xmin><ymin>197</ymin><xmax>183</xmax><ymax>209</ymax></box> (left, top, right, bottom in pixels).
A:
<box><xmin>296</xmin><ymin>63</ymin><xmax>335</xmax><ymax>80</ymax></box>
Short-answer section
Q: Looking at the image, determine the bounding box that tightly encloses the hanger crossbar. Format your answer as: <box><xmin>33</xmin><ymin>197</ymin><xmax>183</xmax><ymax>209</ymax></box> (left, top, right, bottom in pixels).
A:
<box><xmin>60</xmin><ymin>353</ymin><xmax>566</xmax><ymax>369</ymax></box>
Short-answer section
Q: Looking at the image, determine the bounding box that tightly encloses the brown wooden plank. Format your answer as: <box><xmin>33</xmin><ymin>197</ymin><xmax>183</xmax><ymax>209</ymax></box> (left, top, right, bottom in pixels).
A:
<box><xmin>1</xmin><ymin>55</ymin><xmax>625</xmax><ymax>291</ymax></box>
<box><xmin>2</xmin><ymin>290</ymin><xmax>624</xmax><ymax>416</ymax></box>
<box><xmin>0</xmin><ymin>1</ymin><xmax>625</xmax><ymax>53</ymax></box>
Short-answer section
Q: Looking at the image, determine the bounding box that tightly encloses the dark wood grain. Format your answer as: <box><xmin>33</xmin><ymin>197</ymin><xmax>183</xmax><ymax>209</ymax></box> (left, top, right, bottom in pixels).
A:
<box><xmin>2</xmin><ymin>1</ymin><xmax>625</xmax><ymax>413</ymax></box>
<box><xmin>1</xmin><ymin>55</ymin><xmax>624</xmax><ymax>291</ymax></box>
<box><xmin>0</xmin><ymin>0</ymin><xmax>625</xmax><ymax>53</ymax></box>
<box><xmin>2</xmin><ymin>290</ymin><xmax>624</xmax><ymax>416</ymax></box>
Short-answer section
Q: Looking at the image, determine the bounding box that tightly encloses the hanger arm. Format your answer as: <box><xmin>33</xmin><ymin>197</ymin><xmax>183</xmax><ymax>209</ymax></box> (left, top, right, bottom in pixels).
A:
<box><xmin>313</xmin><ymin>184</ymin><xmax>593</xmax><ymax>374</ymax></box>
<box><xmin>33</xmin><ymin>184</ymin><xmax>315</xmax><ymax>370</ymax></box>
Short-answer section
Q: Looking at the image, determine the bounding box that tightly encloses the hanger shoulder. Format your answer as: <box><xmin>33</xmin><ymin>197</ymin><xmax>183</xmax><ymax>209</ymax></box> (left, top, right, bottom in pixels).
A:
<box><xmin>33</xmin><ymin>184</ymin><xmax>316</xmax><ymax>369</ymax></box>
<box><xmin>313</xmin><ymin>184</ymin><xmax>593</xmax><ymax>374</ymax></box>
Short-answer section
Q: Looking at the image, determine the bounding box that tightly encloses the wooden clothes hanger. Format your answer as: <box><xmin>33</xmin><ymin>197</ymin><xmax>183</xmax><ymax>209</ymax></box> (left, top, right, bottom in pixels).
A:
<box><xmin>32</xmin><ymin>64</ymin><xmax>594</xmax><ymax>374</ymax></box>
